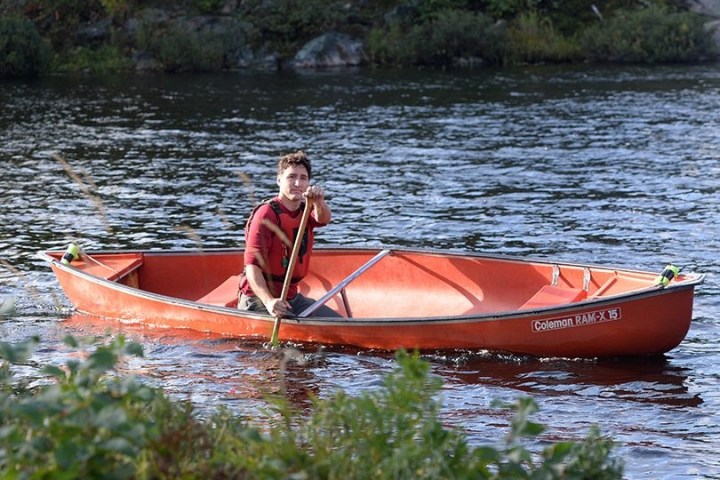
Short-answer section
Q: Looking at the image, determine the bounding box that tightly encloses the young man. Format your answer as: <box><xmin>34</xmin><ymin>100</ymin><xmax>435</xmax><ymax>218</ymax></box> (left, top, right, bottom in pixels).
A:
<box><xmin>238</xmin><ymin>151</ymin><xmax>340</xmax><ymax>318</ymax></box>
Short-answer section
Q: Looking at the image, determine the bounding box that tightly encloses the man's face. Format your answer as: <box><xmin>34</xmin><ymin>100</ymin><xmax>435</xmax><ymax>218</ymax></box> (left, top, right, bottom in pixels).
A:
<box><xmin>277</xmin><ymin>164</ymin><xmax>309</xmax><ymax>202</ymax></box>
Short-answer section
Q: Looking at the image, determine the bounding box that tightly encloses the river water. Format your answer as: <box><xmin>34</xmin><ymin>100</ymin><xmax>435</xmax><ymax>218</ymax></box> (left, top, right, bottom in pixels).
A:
<box><xmin>1</xmin><ymin>64</ymin><xmax>719</xmax><ymax>478</ymax></box>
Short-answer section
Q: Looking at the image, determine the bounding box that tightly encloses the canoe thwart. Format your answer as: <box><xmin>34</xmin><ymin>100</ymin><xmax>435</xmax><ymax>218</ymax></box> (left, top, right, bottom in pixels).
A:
<box><xmin>298</xmin><ymin>249</ymin><xmax>393</xmax><ymax>318</ymax></box>
<box><xmin>520</xmin><ymin>285</ymin><xmax>588</xmax><ymax>310</ymax></box>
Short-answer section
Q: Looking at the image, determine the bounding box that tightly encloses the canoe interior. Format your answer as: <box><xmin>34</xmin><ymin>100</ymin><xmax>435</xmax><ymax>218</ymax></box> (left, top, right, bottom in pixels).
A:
<box><xmin>46</xmin><ymin>248</ymin><xmax>673</xmax><ymax>319</ymax></box>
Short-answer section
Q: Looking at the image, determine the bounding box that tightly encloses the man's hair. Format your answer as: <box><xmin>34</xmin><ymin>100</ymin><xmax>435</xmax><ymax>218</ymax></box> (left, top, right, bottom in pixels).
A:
<box><xmin>278</xmin><ymin>150</ymin><xmax>311</xmax><ymax>179</ymax></box>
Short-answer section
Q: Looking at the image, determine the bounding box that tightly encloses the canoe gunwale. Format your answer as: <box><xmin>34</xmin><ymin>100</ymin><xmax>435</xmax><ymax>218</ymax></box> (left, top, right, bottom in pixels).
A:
<box><xmin>38</xmin><ymin>248</ymin><xmax>704</xmax><ymax>327</ymax></box>
<box><xmin>38</xmin><ymin>245</ymin><xmax>707</xmax><ymax>281</ymax></box>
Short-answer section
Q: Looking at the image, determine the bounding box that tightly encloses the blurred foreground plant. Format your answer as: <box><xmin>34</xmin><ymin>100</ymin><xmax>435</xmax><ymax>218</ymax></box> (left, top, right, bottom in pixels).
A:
<box><xmin>0</xmin><ymin>336</ymin><xmax>160</xmax><ymax>478</ymax></box>
<box><xmin>0</xmin><ymin>338</ymin><xmax>623</xmax><ymax>479</ymax></box>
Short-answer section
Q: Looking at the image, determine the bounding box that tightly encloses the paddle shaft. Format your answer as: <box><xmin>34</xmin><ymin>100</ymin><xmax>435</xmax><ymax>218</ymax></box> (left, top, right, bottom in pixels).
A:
<box><xmin>270</xmin><ymin>198</ymin><xmax>313</xmax><ymax>345</ymax></box>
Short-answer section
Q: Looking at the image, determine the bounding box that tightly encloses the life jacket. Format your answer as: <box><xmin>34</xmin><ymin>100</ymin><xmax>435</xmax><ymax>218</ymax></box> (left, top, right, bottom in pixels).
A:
<box><xmin>243</xmin><ymin>198</ymin><xmax>312</xmax><ymax>297</ymax></box>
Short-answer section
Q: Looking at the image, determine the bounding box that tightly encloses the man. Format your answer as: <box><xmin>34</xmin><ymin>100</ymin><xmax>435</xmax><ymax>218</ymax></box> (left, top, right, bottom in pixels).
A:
<box><xmin>238</xmin><ymin>151</ymin><xmax>340</xmax><ymax>318</ymax></box>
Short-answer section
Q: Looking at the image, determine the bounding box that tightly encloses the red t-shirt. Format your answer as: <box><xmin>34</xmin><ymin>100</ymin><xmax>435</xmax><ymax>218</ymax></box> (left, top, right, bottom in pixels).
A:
<box><xmin>240</xmin><ymin>198</ymin><xmax>325</xmax><ymax>300</ymax></box>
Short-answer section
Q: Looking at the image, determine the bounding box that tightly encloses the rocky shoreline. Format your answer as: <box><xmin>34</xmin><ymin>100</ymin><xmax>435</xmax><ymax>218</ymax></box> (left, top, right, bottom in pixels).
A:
<box><xmin>2</xmin><ymin>0</ymin><xmax>720</xmax><ymax>76</ymax></box>
<box><xmin>78</xmin><ymin>1</ymin><xmax>720</xmax><ymax>72</ymax></box>
<box><xmin>73</xmin><ymin>6</ymin><xmax>377</xmax><ymax>72</ymax></box>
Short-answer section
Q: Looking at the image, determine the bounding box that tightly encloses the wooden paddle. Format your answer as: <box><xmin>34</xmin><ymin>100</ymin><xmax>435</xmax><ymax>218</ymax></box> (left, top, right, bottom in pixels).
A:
<box><xmin>270</xmin><ymin>198</ymin><xmax>313</xmax><ymax>346</ymax></box>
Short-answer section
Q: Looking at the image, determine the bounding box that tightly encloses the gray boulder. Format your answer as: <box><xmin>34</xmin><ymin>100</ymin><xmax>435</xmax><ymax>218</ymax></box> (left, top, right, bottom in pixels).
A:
<box><xmin>687</xmin><ymin>0</ymin><xmax>720</xmax><ymax>17</ymax></box>
<box><xmin>687</xmin><ymin>0</ymin><xmax>720</xmax><ymax>54</ymax></box>
<box><xmin>706</xmin><ymin>19</ymin><xmax>720</xmax><ymax>52</ymax></box>
<box><xmin>292</xmin><ymin>32</ymin><xmax>367</xmax><ymax>69</ymax></box>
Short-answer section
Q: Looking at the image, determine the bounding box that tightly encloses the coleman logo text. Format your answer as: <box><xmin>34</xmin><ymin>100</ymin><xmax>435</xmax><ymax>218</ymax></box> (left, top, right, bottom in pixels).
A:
<box><xmin>532</xmin><ymin>308</ymin><xmax>621</xmax><ymax>333</ymax></box>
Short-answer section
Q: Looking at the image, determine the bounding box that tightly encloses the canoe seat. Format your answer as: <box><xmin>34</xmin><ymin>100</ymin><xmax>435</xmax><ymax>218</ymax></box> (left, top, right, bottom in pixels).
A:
<box><xmin>520</xmin><ymin>285</ymin><xmax>587</xmax><ymax>310</ymax></box>
<box><xmin>196</xmin><ymin>275</ymin><xmax>241</xmax><ymax>308</ymax></box>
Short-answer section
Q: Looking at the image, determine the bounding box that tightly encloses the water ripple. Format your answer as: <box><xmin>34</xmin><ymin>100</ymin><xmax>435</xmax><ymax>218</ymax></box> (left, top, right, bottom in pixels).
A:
<box><xmin>2</xmin><ymin>64</ymin><xmax>720</xmax><ymax>479</ymax></box>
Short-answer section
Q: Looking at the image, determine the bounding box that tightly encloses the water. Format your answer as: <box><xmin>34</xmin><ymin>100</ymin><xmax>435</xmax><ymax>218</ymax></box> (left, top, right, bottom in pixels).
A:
<box><xmin>1</xmin><ymin>64</ymin><xmax>719</xmax><ymax>478</ymax></box>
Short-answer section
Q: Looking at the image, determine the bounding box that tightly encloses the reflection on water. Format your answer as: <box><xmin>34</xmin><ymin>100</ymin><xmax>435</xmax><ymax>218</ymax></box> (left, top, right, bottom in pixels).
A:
<box><xmin>2</xmin><ymin>64</ymin><xmax>720</xmax><ymax>478</ymax></box>
<box><xmin>60</xmin><ymin>314</ymin><xmax>332</xmax><ymax>413</ymax></box>
<box><xmin>436</xmin><ymin>353</ymin><xmax>702</xmax><ymax>408</ymax></box>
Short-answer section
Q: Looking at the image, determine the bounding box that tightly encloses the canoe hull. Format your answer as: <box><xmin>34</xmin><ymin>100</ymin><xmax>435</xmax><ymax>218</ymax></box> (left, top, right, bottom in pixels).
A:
<box><xmin>43</xmin><ymin>248</ymin><xmax>703</xmax><ymax>358</ymax></box>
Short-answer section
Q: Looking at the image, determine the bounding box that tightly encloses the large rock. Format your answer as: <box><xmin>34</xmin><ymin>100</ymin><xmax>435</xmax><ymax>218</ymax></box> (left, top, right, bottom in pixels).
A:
<box><xmin>686</xmin><ymin>1</ymin><xmax>720</xmax><ymax>55</ymax></box>
<box><xmin>706</xmin><ymin>19</ymin><xmax>720</xmax><ymax>52</ymax></box>
<box><xmin>292</xmin><ymin>32</ymin><xmax>367</xmax><ymax>69</ymax></box>
<box><xmin>77</xmin><ymin>17</ymin><xmax>112</xmax><ymax>44</ymax></box>
<box><xmin>687</xmin><ymin>0</ymin><xmax>720</xmax><ymax>17</ymax></box>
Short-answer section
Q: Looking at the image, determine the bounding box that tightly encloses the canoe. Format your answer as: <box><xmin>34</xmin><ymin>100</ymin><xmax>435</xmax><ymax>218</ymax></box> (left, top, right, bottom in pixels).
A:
<box><xmin>39</xmin><ymin>247</ymin><xmax>704</xmax><ymax>358</ymax></box>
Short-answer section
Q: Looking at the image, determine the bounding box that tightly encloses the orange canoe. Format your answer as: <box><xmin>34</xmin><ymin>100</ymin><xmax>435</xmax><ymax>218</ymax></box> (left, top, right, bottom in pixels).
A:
<box><xmin>39</xmin><ymin>247</ymin><xmax>704</xmax><ymax>358</ymax></box>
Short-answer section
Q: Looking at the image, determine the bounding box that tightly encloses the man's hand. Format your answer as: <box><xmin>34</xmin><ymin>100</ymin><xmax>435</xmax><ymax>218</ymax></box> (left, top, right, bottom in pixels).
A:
<box><xmin>264</xmin><ymin>297</ymin><xmax>291</xmax><ymax>317</ymax></box>
<box><xmin>304</xmin><ymin>185</ymin><xmax>331</xmax><ymax>224</ymax></box>
<box><xmin>304</xmin><ymin>184</ymin><xmax>325</xmax><ymax>201</ymax></box>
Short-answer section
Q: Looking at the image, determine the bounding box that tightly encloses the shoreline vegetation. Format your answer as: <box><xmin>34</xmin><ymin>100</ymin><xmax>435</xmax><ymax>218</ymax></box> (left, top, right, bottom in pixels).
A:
<box><xmin>0</xmin><ymin>336</ymin><xmax>624</xmax><ymax>479</ymax></box>
<box><xmin>1</xmin><ymin>0</ymin><xmax>719</xmax><ymax>77</ymax></box>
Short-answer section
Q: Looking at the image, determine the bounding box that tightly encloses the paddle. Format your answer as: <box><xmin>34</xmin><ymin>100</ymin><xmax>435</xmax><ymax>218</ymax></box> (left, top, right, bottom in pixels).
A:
<box><xmin>270</xmin><ymin>198</ymin><xmax>313</xmax><ymax>346</ymax></box>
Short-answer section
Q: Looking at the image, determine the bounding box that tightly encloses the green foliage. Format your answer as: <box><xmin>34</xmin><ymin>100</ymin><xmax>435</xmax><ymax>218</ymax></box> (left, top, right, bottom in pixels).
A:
<box><xmin>413</xmin><ymin>0</ymin><xmax>472</xmax><ymax>21</ymax></box>
<box><xmin>0</xmin><ymin>337</ymin><xmax>622</xmax><ymax>480</ymax></box>
<box><xmin>3</xmin><ymin>0</ymin><xmax>717</xmax><ymax>73</ymax></box>
<box><xmin>507</xmin><ymin>10</ymin><xmax>581</xmax><ymax>64</ymax></box>
<box><xmin>135</xmin><ymin>22</ymin><xmax>227</xmax><ymax>72</ymax></box>
<box><xmin>485</xmin><ymin>0</ymin><xmax>542</xmax><ymax>20</ymax></box>
<box><xmin>580</xmin><ymin>5</ymin><xmax>716</xmax><ymax>63</ymax></box>
<box><xmin>192</xmin><ymin>0</ymin><xmax>224</xmax><ymax>14</ymax></box>
<box><xmin>152</xmin><ymin>350</ymin><xmax>625</xmax><ymax>478</ymax></box>
<box><xmin>0</xmin><ymin>340</ymin><xmax>624</xmax><ymax>479</ymax></box>
<box><xmin>54</xmin><ymin>44</ymin><xmax>133</xmax><ymax>73</ymax></box>
<box><xmin>0</xmin><ymin>16</ymin><xmax>52</xmax><ymax>77</ymax></box>
<box><xmin>31</xmin><ymin>0</ymin><xmax>107</xmax><ymax>52</ymax></box>
<box><xmin>491</xmin><ymin>397</ymin><xmax>623</xmax><ymax>478</ymax></box>
<box><xmin>239</xmin><ymin>0</ymin><xmax>347</xmax><ymax>56</ymax></box>
<box><xmin>0</xmin><ymin>335</ymin><xmax>156</xmax><ymax>479</ymax></box>
<box><xmin>99</xmin><ymin>0</ymin><xmax>131</xmax><ymax>17</ymax></box>
<box><xmin>366</xmin><ymin>0</ymin><xmax>713</xmax><ymax>66</ymax></box>
<box><xmin>35</xmin><ymin>0</ymin><xmax>105</xmax><ymax>18</ymax></box>
<box><xmin>266</xmin><ymin>350</ymin><xmax>468</xmax><ymax>478</ymax></box>
<box><xmin>368</xmin><ymin>9</ymin><xmax>506</xmax><ymax>66</ymax></box>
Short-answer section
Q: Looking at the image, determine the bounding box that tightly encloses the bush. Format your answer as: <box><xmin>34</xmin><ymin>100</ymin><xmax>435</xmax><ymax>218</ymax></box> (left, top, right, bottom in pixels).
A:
<box><xmin>100</xmin><ymin>0</ymin><xmax>131</xmax><ymax>17</ymax></box>
<box><xmin>580</xmin><ymin>5</ymin><xmax>716</xmax><ymax>63</ymax></box>
<box><xmin>192</xmin><ymin>0</ymin><xmax>224</xmax><ymax>14</ymax></box>
<box><xmin>0</xmin><ymin>336</ymin><xmax>158</xmax><ymax>478</ymax></box>
<box><xmin>31</xmin><ymin>0</ymin><xmax>108</xmax><ymax>51</ymax></box>
<box><xmin>0</xmin><ymin>16</ymin><xmax>51</xmax><ymax>77</ymax></box>
<box><xmin>54</xmin><ymin>44</ymin><xmax>132</xmax><ymax>73</ymax></box>
<box><xmin>135</xmin><ymin>22</ymin><xmax>226</xmax><ymax>73</ymax></box>
<box><xmin>0</xmin><ymin>337</ymin><xmax>624</xmax><ymax>479</ymax></box>
<box><xmin>239</xmin><ymin>0</ymin><xmax>347</xmax><ymax>57</ymax></box>
<box><xmin>507</xmin><ymin>11</ymin><xmax>582</xmax><ymax>64</ymax></box>
<box><xmin>368</xmin><ymin>9</ymin><xmax>506</xmax><ymax>67</ymax></box>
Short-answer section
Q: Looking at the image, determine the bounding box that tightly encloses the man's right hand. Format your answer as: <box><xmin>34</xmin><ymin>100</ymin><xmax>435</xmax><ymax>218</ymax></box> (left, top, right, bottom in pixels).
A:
<box><xmin>264</xmin><ymin>297</ymin><xmax>291</xmax><ymax>317</ymax></box>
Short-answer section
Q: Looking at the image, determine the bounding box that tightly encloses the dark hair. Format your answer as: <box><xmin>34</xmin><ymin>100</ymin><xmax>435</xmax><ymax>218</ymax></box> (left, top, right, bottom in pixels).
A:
<box><xmin>278</xmin><ymin>151</ymin><xmax>312</xmax><ymax>179</ymax></box>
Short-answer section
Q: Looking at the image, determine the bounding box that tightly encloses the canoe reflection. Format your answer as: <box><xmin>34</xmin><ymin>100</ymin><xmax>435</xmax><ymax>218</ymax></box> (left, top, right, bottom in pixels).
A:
<box><xmin>61</xmin><ymin>313</ymin><xmax>702</xmax><ymax>413</ymax></box>
<box><xmin>431</xmin><ymin>351</ymin><xmax>703</xmax><ymax>408</ymax></box>
<box><xmin>62</xmin><ymin>314</ymin><xmax>327</xmax><ymax>411</ymax></box>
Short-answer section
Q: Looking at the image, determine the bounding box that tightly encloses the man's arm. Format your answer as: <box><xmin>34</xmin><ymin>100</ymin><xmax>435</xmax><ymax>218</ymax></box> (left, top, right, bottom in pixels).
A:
<box><xmin>245</xmin><ymin>264</ymin><xmax>290</xmax><ymax>316</ymax></box>
<box><xmin>307</xmin><ymin>185</ymin><xmax>331</xmax><ymax>224</ymax></box>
